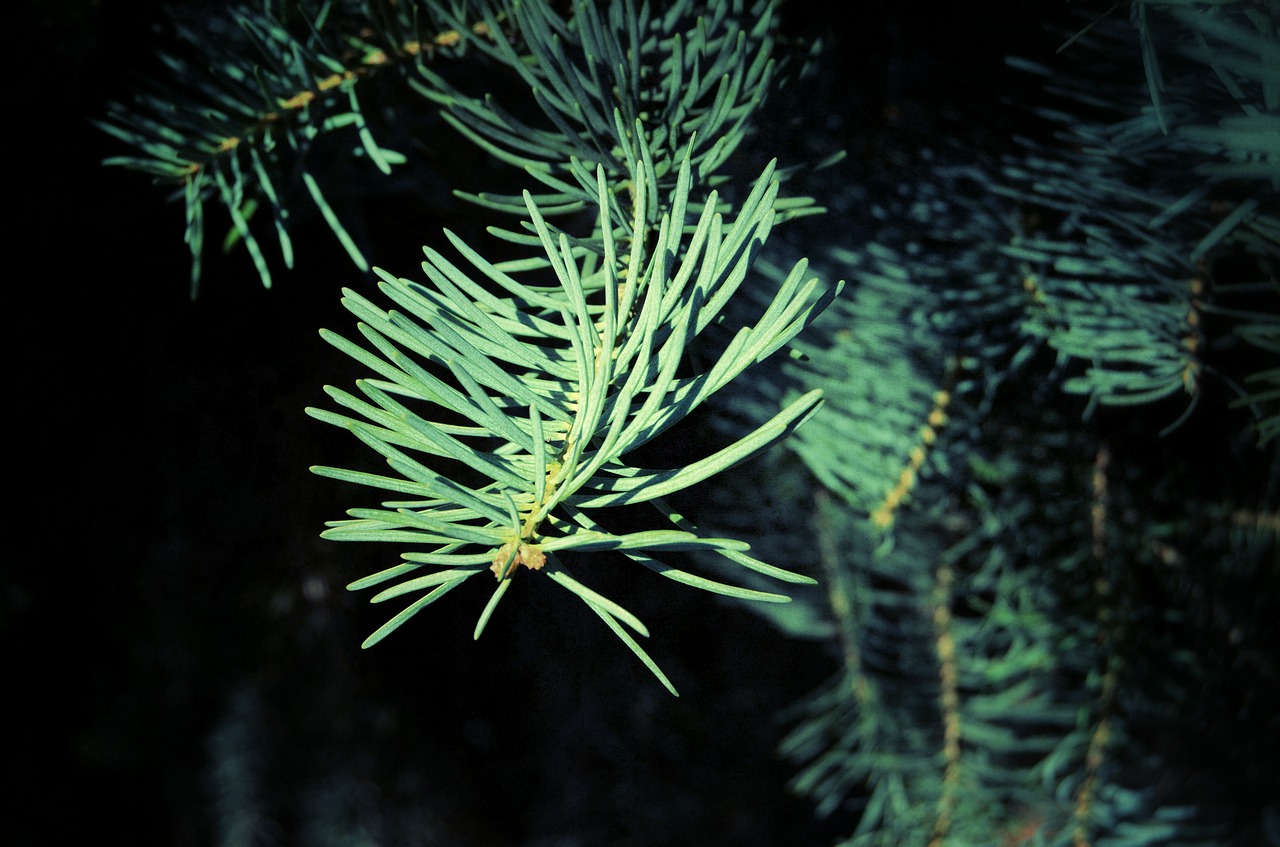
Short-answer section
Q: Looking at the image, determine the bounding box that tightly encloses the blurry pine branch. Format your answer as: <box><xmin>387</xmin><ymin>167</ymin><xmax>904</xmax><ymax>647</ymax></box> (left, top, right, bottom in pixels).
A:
<box><xmin>703</xmin><ymin>2</ymin><xmax>1279</xmax><ymax>845</ymax></box>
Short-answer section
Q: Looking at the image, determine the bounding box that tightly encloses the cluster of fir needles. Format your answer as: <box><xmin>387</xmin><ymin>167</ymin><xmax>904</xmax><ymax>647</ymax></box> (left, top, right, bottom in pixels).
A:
<box><xmin>485</xmin><ymin>205</ymin><xmax>642</xmax><ymax>583</ymax></box>
<box><xmin>197</xmin><ymin>18</ymin><xmax>502</xmax><ymax>169</ymax></box>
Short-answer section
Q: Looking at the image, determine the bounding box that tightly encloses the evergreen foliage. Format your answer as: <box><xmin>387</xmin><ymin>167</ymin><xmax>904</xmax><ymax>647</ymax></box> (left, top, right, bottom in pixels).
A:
<box><xmin>98</xmin><ymin>0</ymin><xmax>1279</xmax><ymax>844</ymax></box>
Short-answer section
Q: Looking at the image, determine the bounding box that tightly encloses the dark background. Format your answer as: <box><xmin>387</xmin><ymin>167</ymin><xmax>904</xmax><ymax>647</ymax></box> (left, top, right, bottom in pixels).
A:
<box><xmin>11</xmin><ymin>2</ymin><xmax>1057</xmax><ymax>845</ymax></box>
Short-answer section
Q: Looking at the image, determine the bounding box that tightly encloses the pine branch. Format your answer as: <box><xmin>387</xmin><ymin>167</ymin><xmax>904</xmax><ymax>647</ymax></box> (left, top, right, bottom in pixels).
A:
<box><xmin>102</xmin><ymin>1</ymin><xmax>838</xmax><ymax>691</ymax></box>
<box><xmin>1006</xmin><ymin>2</ymin><xmax>1280</xmax><ymax>440</ymax></box>
<box><xmin>300</xmin><ymin>0</ymin><xmax>839</xmax><ymax>692</ymax></box>
<box><xmin>406</xmin><ymin>0</ymin><xmax>822</xmax><ymax>232</ymax></box>
<box><xmin>97</xmin><ymin>0</ymin><xmax>499</xmax><ymax>292</ymax></box>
